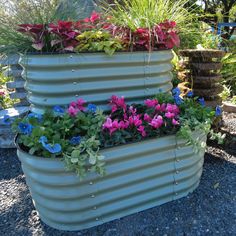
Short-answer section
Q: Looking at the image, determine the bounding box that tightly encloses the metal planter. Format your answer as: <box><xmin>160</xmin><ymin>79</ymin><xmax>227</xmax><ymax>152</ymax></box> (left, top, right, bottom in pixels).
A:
<box><xmin>17</xmin><ymin>134</ymin><xmax>206</xmax><ymax>231</ymax></box>
<box><xmin>19</xmin><ymin>51</ymin><xmax>173</xmax><ymax>113</ymax></box>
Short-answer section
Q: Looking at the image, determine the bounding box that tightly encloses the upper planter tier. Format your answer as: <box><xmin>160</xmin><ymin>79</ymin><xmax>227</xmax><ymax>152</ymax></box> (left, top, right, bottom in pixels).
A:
<box><xmin>19</xmin><ymin>51</ymin><xmax>173</xmax><ymax>113</ymax></box>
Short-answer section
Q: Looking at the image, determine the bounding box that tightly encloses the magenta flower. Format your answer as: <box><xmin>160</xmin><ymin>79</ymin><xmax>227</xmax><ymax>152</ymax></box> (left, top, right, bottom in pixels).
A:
<box><xmin>144</xmin><ymin>99</ymin><xmax>158</xmax><ymax>108</ymax></box>
<box><xmin>155</xmin><ymin>104</ymin><xmax>161</xmax><ymax>111</ymax></box>
<box><xmin>144</xmin><ymin>113</ymin><xmax>151</xmax><ymax>122</ymax></box>
<box><xmin>119</xmin><ymin>120</ymin><xmax>129</xmax><ymax>129</ymax></box>
<box><xmin>165</xmin><ymin>112</ymin><xmax>175</xmax><ymax>119</ymax></box>
<box><xmin>172</xmin><ymin>118</ymin><xmax>179</xmax><ymax>126</ymax></box>
<box><xmin>129</xmin><ymin>106</ymin><xmax>137</xmax><ymax>115</ymax></box>
<box><xmin>103</xmin><ymin>118</ymin><xmax>119</xmax><ymax>135</ymax></box>
<box><xmin>166</xmin><ymin>104</ymin><xmax>179</xmax><ymax>114</ymax></box>
<box><xmin>70</xmin><ymin>101</ymin><xmax>77</xmax><ymax>107</ymax></box>
<box><xmin>77</xmin><ymin>98</ymin><xmax>85</xmax><ymax>111</ymax></box>
<box><xmin>137</xmin><ymin>125</ymin><xmax>147</xmax><ymax>137</ymax></box>
<box><xmin>149</xmin><ymin>115</ymin><xmax>163</xmax><ymax>129</ymax></box>
<box><xmin>103</xmin><ymin>117</ymin><xmax>113</xmax><ymax>129</ymax></box>
<box><xmin>110</xmin><ymin>95</ymin><xmax>127</xmax><ymax>112</ymax></box>
<box><xmin>160</xmin><ymin>104</ymin><xmax>166</xmax><ymax>112</ymax></box>
<box><xmin>68</xmin><ymin>106</ymin><xmax>79</xmax><ymax>116</ymax></box>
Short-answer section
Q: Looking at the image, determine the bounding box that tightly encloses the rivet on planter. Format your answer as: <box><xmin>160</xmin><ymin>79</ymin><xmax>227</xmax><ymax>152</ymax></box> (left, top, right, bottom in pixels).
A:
<box><xmin>70</xmin><ymin>55</ymin><xmax>73</xmax><ymax>58</ymax></box>
<box><xmin>89</xmin><ymin>181</ymin><xmax>93</xmax><ymax>185</ymax></box>
<box><xmin>73</xmin><ymin>82</ymin><xmax>77</xmax><ymax>85</ymax></box>
<box><xmin>95</xmin><ymin>218</ymin><xmax>99</xmax><ymax>221</ymax></box>
<box><xmin>175</xmin><ymin>182</ymin><xmax>178</xmax><ymax>185</ymax></box>
<box><xmin>90</xmin><ymin>194</ymin><xmax>95</xmax><ymax>198</ymax></box>
<box><xmin>93</xmin><ymin>206</ymin><xmax>97</xmax><ymax>210</ymax></box>
<box><xmin>176</xmin><ymin>170</ymin><xmax>179</xmax><ymax>174</ymax></box>
<box><xmin>175</xmin><ymin>192</ymin><xmax>178</xmax><ymax>195</ymax></box>
<box><xmin>72</xmin><ymin>69</ymin><xmax>75</xmax><ymax>72</ymax></box>
<box><xmin>176</xmin><ymin>159</ymin><xmax>180</xmax><ymax>162</ymax></box>
<box><xmin>75</xmin><ymin>94</ymin><xmax>79</xmax><ymax>97</ymax></box>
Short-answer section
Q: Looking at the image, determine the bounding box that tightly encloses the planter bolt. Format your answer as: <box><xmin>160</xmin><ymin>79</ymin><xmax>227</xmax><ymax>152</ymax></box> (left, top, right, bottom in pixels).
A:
<box><xmin>70</xmin><ymin>55</ymin><xmax>73</xmax><ymax>58</ymax></box>
<box><xmin>73</xmin><ymin>82</ymin><xmax>77</xmax><ymax>85</ymax></box>
<box><xmin>91</xmin><ymin>194</ymin><xmax>95</xmax><ymax>198</ymax></box>
<box><xmin>175</xmin><ymin>182</ymin><xmax>178</xmax><ymax>185</ymax></box>
<box><xmin>176</xmin><ymin>170</ymin><xmax>179</xmax><ymax>174</ymax></box>
<box><xmin>72</xmin><ymin>69</ymin><xmax>75</xmax><ymax>72</ymax></box>
<box><xmin>89</xmin><ymin>181</ymin><xmax>93</xmax><ymax>185</ymax></box>
<box><xmin>93</xmin><ymin>206</ymin><xmax>97</xmax><ymax>210</ymax></box>
<box><xmin>175</xmin><ymin>192</ymin><xmax>178</xmax><ymax>195</ymax></box>
<box><xmin>176</xmin><ymin>159</ymin><xmax>180</xmax><ymax>162</ymax></box>
<box><xmin>75</xmin><ymin>94</ymin><xmax>79</xmax><ymax>97</ymax></box>
<box><xmin>96</xmin><ymin>218</ymin><xmax>99</xmax><ymax>221</ymax></box>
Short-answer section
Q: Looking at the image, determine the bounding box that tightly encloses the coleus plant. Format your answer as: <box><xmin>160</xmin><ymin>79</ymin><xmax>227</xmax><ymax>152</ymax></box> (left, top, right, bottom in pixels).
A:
<box><xmin>17</xmin><ymin>11</ymin><xmax>180</xmax><ymax>53</ymax></box>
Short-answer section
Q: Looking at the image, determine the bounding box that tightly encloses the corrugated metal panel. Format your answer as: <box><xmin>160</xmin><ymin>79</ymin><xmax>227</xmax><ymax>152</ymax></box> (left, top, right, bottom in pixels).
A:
<box><xmin>19</xmin><ymin>51</ymin><xmax>173</xmax><ymax>114</ymax></box>
<box><xmin>17</xmin><ymin>134</ymin><xmax>206</xmax><ymax>231</ymax></box>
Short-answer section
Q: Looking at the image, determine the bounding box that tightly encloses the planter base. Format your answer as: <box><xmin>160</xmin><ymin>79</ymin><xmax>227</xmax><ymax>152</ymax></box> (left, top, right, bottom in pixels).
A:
<box><xmin>17</xmin><ymin>134</ymin><xmax>206</xmax><ymax>231</ymax></box>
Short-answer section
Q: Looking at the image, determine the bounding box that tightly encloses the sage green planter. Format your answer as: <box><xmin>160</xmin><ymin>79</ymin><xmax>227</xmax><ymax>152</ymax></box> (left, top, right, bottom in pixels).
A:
<box><xmin>17</xmin><ymin>134</ymin><xmax>206</xmax><ymax>231</ymax></box>
<box><xmin>19</xmin><ymin>51</ymin><xmax>173</xmax><ymax>114</ymax></box>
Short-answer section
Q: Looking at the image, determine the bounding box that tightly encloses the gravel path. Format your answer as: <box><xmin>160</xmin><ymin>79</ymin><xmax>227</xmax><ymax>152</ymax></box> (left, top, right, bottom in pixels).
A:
<box><xmin>1</xmin><ymin>114</ymin><xmax>236</xmax><ymax>236</ymax></box>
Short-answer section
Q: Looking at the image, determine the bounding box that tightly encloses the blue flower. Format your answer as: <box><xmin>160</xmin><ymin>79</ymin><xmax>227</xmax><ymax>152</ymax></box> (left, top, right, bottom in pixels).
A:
<box><xmin>69</xmin><ymin>136</ymin><xmax>81</xmax><ymax>145</ymax></box>
<box><xmin>18</xmin><ymin>122</ymin><xmax>33</xmax><ymax>135</ymax></box>
<box><xmin>53</xmin><ymin>105</ymin><xmax>64</xmax><ymax>114</ymax></box>
<box><xmin>87</xmin><ymin>104</ymin><xmax>97</xmax><ymax>113</ymax></box>
<box><xmin>174</xmin><ymin>95</ymin><xmax>183</xmax><ymax>105</ymax></box>
<box><xmin>215</xmin><ymin>106</ymin><xmax>222</xmax><ymax>117</ymax></box>
<box><xmin>39</xmin><ymin>136</ymin><xmax>61</xmax><ymax>154</ymax></box>
<box><xmin>187</xmin><ymin>91</ymin><xmax>193</xmax><ymax>97</ymax></box>
<box><xmin>43</xmin><ymin>143</ymin><xmax>62</xmax><ymax>154</ymax></box>
<box><xmin>172</xmin><ymin>87</ymin><xmax>181</xmax><ymax>96</ymax></box>
<box><xmin>28</xmin><ymin>113</ymin><xmax>43</xmax><ymax>122</ymax></box>
<box><xmin>3</xmin><ymin>115</ymin><xmax>12</xmax><ymax>125</ymax></box>
<box><xmin>198</xmin><ymin>98</ymin><xmax>205</xmax><ymax>107</ymax></box>
<box><xmin>39</xmin><ymin>136</ymin><xmax>48</xmax><ymax>144</ymax></box>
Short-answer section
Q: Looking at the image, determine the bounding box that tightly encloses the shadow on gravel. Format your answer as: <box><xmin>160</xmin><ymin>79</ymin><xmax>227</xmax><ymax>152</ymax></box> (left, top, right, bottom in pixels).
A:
<box><xmin>0</xmin><ymin>148</ymin><xmax>23</xmax><ymax>180</ymax></box>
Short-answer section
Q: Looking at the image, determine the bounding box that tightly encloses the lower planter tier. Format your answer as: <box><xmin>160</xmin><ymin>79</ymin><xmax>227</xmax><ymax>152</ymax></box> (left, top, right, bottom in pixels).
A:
<box><xmin>17</xmin><ymin>134</ymin><xmax>206</xmax><ymax>231</ymax></box>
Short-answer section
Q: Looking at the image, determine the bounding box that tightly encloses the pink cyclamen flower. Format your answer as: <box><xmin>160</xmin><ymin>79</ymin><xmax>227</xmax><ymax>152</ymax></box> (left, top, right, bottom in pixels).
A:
<box><xmin>137</xmin><ymin>125</ymin><xmax>147</xmax><ymax>137</ymax></box>
<box><xmin>166</xmin><ymin>103</ymin><xmax>179</xmax><ymax>114</ymax></box>
<box><xmin>165</xmin><ymin>112</ymin><xmax>175</xmax><ymax>119</ymax></box>
<box><xmin>68</xmin><ymin>106</ymin><xmax>79</xmax><ymax>116</ymax></box>
<box><xmin>160</xmin><ymin>103</ymin><xmax>166</xmax><ymax>112</ymax></box>
<box><xmin>103</xmin><ymin>118</ymin><xmax>119</xmax><ymax>135</ymax></box>
<box><xmin>110</xmin><ymin>95</ymin><xmax>127</xmax><ymax>113</ymax></box>
<box><xmin>119</xmin><ymin>120</ymin><xmax>129</xmax><ymax>129</ymax></box>
<box><xmin>149</xmin><ymin>115</ymin><xmax>163</xmax><ymax>129</ymax></box>
<box><xmin>70</xmin><ymin>101</ymin><xmax>77</xmax><ymax>107</ymax></box>
<box><xmin>155</xmin><ymin>104</ymin><xmax>161</xmax><ymax>111</ymax></box>
<box><xmin>144</xmin><ymin>113</ymin><xmax>151</xmax><ymax>122</ymax></box>
<box><xmin>102</xmin><ymin>117</ymin><xmax>113</xmax><ymax>129</ymax></box>
<box><xmin>77</xmin><ymin>98</ymin><xmax>85</xmax><ymax>111</ymax></box>
<box><xmin>129</xmin><ymin>106</ymin><xmax>137</xmax><ymax>115</ymax></box>
<box><xmin>144</xmin><ymin>99</ymin><xmax>158</xmax><ymax>108</ymax></box>
<box><xmin>172</xmin><ymin>118</ymin><xmax>179</xmax><ymax>126</ymax></box>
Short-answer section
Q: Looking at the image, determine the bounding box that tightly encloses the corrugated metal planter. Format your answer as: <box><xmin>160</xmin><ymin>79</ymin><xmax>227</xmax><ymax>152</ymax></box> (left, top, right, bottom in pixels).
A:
<box><xmin>19</xmin><ymin>51</ymin><xmax>173</xmax><ymax>113</ymax></box>
<box><xmin>17</xmin><ymin>133</ymin><xmax>206</xmax><ymax>231</ymax></box>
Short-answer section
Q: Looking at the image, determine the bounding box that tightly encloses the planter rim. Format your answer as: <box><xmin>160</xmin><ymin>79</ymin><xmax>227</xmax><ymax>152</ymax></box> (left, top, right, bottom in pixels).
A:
<box><xmin>19</xmin><ymin>49</ymin><xmax>171</xmax><ymax>57</ymax></box>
